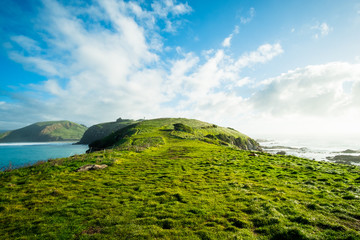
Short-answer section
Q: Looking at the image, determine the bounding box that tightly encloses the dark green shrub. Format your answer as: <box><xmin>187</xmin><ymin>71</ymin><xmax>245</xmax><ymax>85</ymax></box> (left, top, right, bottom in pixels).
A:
<box><xmin>172</xmin><ymin>193</ymin><xmax>186</xmax><ymax>203</ymax></box>
<box><xmin>252</xmin><ymin>217</ymin><xmax>280</xmax><ymax>227</ymax></box>
<box><xmin>205</xmin><ymin>134</ymin><xmax>216</xmax><ymax>139</ymax></box>
<box><xmin>196</xmin><ymin>230</ymin><xmax>213</xmax><ymax>240</ymax></box>
<box><xmin>173</xmin><ymin>123</ymin><xmax>193</xmax><ymax>133</ymax></box>
<box><xmin>306</xmin><ymin>203</ymin><xmax>320</xmax><ymax>210</ymax></box>
<box><xmin>228</xmin><ymin>217</ymin><xmax>249</xmax><ymax>228</ymax></box>
<box><xmin>342</xmin><ymin>194</ymin><xmax>356</xmax><ymax>200</ymax></box>
<box><xmin>316</xmin><ymin>222</ymin><xmax>346</xmax><ymax>231</ymax></box>
<box><xmin>270</xmin><ymin>227</ymin><xmax>310</xmax><ymax>240</ymax></box>
<box><xmin>290</xmin><ymin>216</ymin><xmax>311</xmax><ymax>225</ymax></box>
<box><xmin>160</xmin><ymin>219</ymin><xmax>176</xmax><ymax>229</ymax></box>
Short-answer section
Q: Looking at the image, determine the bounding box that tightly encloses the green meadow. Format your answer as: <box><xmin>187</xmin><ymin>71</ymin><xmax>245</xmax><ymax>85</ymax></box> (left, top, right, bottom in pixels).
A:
<box><xmin>0</xmin><ymin>118</ymin><xmax>359</xmax><ymax>239</ymax></box>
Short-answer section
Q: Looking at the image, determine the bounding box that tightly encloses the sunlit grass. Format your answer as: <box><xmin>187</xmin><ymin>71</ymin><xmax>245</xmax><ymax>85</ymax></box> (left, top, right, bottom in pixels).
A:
<box><xmin>0</xmin><ymin>118</ymin><xmax>359</xmax><ymax>239</ymax></box>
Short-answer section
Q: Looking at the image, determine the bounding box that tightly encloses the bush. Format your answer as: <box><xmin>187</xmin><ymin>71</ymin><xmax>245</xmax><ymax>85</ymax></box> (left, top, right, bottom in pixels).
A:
<box><xmin>173</xmin><ymin>123</ymin><xmax>193</xmax><ymax>133</ymax></box>
<box><xmin>228</xmin><ymin>217</ymin><xmax>249</xmax><ymax>228</ymax></box>
<box><xmin>270</xmin><ymin>227</ymin><xmax>310</xmax><ymax>240</ymax></box>
<box><xmin>252</xmin><ymin>217</ymin><xmax>280</xmax><ymax>227</ymax></box>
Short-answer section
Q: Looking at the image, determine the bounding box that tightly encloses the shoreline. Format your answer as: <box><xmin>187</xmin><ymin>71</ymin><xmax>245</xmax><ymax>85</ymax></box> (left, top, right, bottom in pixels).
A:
<box><xmin>258</xmin><ymin>138</ymin><xmax>360</xmax><ymax>166</ymax></box>
<box><xmin>0</xmin><ymin>141</ymin><xmax>87</xmax><ymax>146</ymax></box>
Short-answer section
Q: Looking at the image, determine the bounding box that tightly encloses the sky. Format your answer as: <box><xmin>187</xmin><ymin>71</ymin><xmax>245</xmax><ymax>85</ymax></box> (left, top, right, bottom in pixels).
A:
<box><xmin>1</xmin><ymin>0</ymin><xmax>360</xmax><ymax>138</ymax></box>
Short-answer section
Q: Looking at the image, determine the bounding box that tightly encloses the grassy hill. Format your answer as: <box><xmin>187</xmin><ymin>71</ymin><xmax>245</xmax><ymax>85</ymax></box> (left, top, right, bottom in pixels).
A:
<box><xmin>0</xmin><ymin>121</ymin><xmax>87</xmax><ymax>142</ymax></box>
<box><xmin>77</xmin><ymin>118</ymin><xmax>141</xmax><ymax>145</ymax></box>
<box><xmin>88</xmin><ymin>118</ymin><xmax>261</xmax><ymax>152</ymax></box>
<box><xmin>0</xmin><ymin>118</ymin><xmax>359</xmax><ymax>239</ymax></box>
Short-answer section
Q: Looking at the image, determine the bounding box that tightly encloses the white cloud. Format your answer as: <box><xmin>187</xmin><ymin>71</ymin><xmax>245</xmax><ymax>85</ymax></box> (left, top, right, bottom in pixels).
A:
<box><xmin>152</xmin><ymin>0</ymin><xmax>192</xmax><ymax>33</ymax></box>
<box><xmin>234</xmin><ymin>43</ymin><xmax>283</xmax><ymax>69</ymax></box>
<box><xmin>222</xmin><ymin>26</ymin><xmax>239</xmax><ymax>47</ymax></box>
<box><xmin>43</xmin><ymin>79</ymin><xmax>66</xmax><ymax>96</ymax></box>
<box><xmin>4</xmin><ymin>0</ymin><xmax>169</xmax><ymax>125</ymax></box>
<box><xmin>222</xmin><ymin>36</ymin><xmax>232</xmax><ymax>48</ymax></box>
<box><xmin>248</xmin><ymin>62</ymin><xmax>360</xmax><ymax>134</ymax></box>
<box><xmin>10</xmin><ymin>35</ymin><xmax>41</xmax><ymax>53</ymax></box>
<box><xmin>236</xmin><ymin>77</ymin><xmax>252</xmax><ymax>87</ymax></box>
<box><xmin>165</xmin><ymin>43</ymin><xmax>283</xmax><ymax>121</ymax></box>
<box><xmin>9</xmin><ymin>52</ymin><xmax>62</xmax><ymax>76</ymax></box>
<box><xmin>2</xmin><ymin>0</ymin><xmax>283</xmax><ymax>132</ymax></box>
<box><xmin>151</xmin><ymin>0</ymin><xmax>192</xmax><ymax>18</ymax></box>
<box><xmin>240</xmin><ymin>7</ymin><xmax>255</xmax><ymax>24</ymax></box>
<box><xmin>311</xmin><ymin>22</ymin><xmax>332</xmax><ymax>39</ymax></box>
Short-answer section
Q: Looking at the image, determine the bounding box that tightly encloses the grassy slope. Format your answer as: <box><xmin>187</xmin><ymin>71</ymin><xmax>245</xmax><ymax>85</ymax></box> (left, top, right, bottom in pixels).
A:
<box><xmin>0</xmin><ymin>121</ymin><xmax>87</xmax><ymax>142</ymax></box>
<box><xmin>0</xmin><ymin>119</ymin><xmax>359</xmax><ymax>239</ymax></box>
<box><xmin>78</xmin><ymin>119</ymin><xmax>140</xmax><ymax>144</ymax></box>
<box><xmin>89</xmin><ymin>118</ymin><xmax>261</xmax><ymax>151</ymax></box>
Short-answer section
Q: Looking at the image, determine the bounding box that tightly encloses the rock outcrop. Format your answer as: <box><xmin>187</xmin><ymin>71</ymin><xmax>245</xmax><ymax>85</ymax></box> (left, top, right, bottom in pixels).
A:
<box><xmin>326</xmin><ymin>155</ymin><xmax>360</xmax><ymax>164</ymax></box>
<box><xmin>76</xmin><ymin>164</ymin><xmax>108</xmax><ymax>172</ymax></box>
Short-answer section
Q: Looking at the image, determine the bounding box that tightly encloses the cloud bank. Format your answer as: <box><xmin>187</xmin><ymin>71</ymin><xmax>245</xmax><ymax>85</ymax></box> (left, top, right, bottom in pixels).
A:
<box><xmin>2</xmin><ymin>0</ymin><xmax>360</xmax><ymax>137</ymax></box>
<box><xmin>2</xmin><ymin>0</ymin><xmax>282</xmax><ymax>128</ymax></box>
<box><xmin>248</xmin><ymin>62</ymin><xmax>360</xmax><ymax>135</ymax></box>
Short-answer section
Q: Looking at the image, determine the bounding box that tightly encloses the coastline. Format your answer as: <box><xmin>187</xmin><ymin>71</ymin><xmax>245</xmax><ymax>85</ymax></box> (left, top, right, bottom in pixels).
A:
<box><xmin>0</xmin><ymin>141</ymin><xmax>82</xmax><ymax>146</ymax></box>
<box><xmin>257</xmin><ymin>135</ymin><xmax>360</xmax><ymax>166</ymax></box>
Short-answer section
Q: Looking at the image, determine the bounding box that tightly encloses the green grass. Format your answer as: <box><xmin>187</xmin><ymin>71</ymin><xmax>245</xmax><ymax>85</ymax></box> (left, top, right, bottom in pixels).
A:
<box><xmin>78</xmin><ymin>119</ymin><xmax>141</xmax><ymax>144</ymax></box>
<box><xmin>0</xmin><ymin>118</ymin><xmax>359</xmax><ymax>239</ymax></box>
<box><xmin>89</xmin><ymin>118</ymin><xmax>261</xmax><ymax>152</ymax></box>
<box><xmin>0</xmin><ymin>121</ymin><xmax>87</xmax><ymax>142</ymax></box>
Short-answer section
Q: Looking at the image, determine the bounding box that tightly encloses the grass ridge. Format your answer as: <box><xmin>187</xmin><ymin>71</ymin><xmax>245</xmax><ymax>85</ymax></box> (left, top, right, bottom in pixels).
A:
<box><xmin>0</xmin><ymin>118</ymin><xmax>359</xmax><ymax>239</ymax></box>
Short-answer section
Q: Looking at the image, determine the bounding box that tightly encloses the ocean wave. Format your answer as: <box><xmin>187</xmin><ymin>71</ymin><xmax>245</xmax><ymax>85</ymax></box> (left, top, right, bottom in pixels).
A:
<box><xmin>259</xmin><ymin>136</ymin><xmax>360</xmax><ymax>165</ymax></box>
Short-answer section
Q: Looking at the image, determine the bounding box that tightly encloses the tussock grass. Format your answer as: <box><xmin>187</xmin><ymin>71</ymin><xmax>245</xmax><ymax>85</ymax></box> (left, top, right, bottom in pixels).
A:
<box><xmin>0</xmin><ymin>118</ymin><xmax>359</xmax><ymax>239</ymax></box>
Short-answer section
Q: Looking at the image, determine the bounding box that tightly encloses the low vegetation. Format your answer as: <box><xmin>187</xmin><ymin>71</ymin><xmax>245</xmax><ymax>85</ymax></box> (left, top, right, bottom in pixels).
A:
<box><xmin>0</xmin><ymin>121</ymin><xmax>87</xmax><ymax>142</ymax></box>
<box><xmin>77</xmin><ymin>118</ymin><xmax>141</xmax><ymax>144</ymax></box>
<box><xmin>0</xmin><ymin>118</ymin><xmax>359</xmax><ymax>239</ymax></box>
<box><xmin>88</xmin><ymin>118</ymin><xmax>261</xmax><ymax>152</ymax></box>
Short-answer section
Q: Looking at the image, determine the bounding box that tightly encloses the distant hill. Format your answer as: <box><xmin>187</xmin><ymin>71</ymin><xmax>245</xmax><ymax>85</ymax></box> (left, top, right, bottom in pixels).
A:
<box><xmin>88</xmin><ymin>118</ymin><xmax>261</xmax><ymax>152</ymax></box>
<box><xmin>0</xmin><ymin>121</ymin><xmax>87</xmax><ymax>143</ymax></box>
<box><xmin>77</xmin><ymin>118</ymin><xmax>141</xmax><ymax>144</ymax></box>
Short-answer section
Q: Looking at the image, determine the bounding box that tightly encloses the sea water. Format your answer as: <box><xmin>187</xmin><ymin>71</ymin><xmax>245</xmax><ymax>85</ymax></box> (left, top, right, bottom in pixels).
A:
<box><xmin>254</xmin><ymin>134</ymin><xmax>360</xmax><ymax>165</ymax></box>
<box><xmin>0</xmin><ymin>142</ymin><xmax>88</xmax><ymax>170</ymax></box>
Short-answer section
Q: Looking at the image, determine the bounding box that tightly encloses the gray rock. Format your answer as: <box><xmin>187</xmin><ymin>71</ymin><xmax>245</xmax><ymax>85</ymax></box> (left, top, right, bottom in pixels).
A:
<box><xmin>276</xmin><ymin>151</ymin><xmax>286</xmax><ymax>155</ymax></box>
<box><xmin>326</xmin><ymin>155</ymin><xmax>360</xmax><ymax>164</ymax></box>
<box><xmin>76</xmin><ymin>164</ymin><xmax>108</xmax><ymax>172</ymax></box>
<box><xmin>337</xmin><ymin>149</ymin><xmax>360</xmax><ymax>154</ymax></box>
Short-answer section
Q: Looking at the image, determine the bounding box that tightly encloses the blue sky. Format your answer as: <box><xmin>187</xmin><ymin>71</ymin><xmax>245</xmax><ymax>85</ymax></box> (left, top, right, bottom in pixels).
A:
<box><xmin>1</xmin><ymin>0</ymin><xmax>360</xmax><ymax>137</ymax></box>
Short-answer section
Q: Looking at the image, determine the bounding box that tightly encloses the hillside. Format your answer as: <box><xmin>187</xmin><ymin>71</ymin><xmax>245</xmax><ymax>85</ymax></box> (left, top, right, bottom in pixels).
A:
<box><xmin>77</xmin><ymin>118</ymin><xmax>141</xmax><ymax>144</ymax></box>
<box><xmin>0</xmin><ymin>121</ymin><xmax>87</xmax><ymax>142</ymax></box>
<box><xmin>0</xmin><ymin>118</ymin><xmax>359</xmax><ymax>239</ymax></box>
<box><xmin>88</xmin><ymin>118</ymin><xmax>261</xmax><ymax>152</ymax></box>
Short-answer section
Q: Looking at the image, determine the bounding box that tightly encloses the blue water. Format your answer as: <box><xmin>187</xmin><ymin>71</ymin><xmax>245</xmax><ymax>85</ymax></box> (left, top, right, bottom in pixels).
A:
<box><xmin>0</xmin><ymin>142</ymin><xmax>88</xmax><ymax>170</ymax></box>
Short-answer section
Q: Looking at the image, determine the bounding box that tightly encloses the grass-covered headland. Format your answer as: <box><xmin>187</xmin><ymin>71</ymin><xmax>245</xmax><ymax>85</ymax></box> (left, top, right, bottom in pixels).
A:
<box><xmin>0</xmin><ymin>121</ymin><xmax>87</xmax><ymax>143</ymax></box>
<box><xmin>0</xmin><ymin>118</ymin><xmax>359</xmax><ymax>239</ymax></box>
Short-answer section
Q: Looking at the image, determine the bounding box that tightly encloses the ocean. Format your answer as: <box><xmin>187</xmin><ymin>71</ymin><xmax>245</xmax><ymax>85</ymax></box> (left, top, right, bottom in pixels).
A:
<box><xmin>0</xmin><ymin>142</ymin><xmax>88</xmax><ymax>170</ymax></box>
<box><xmin>1</xmin><ymin>135</ymin><xmax>359</xmax><ymax>170</ymax></box>
<box><xmin>255</xmin><ymin>134</ymin><xmax>360</xmax><ymax>166</ymax></box>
